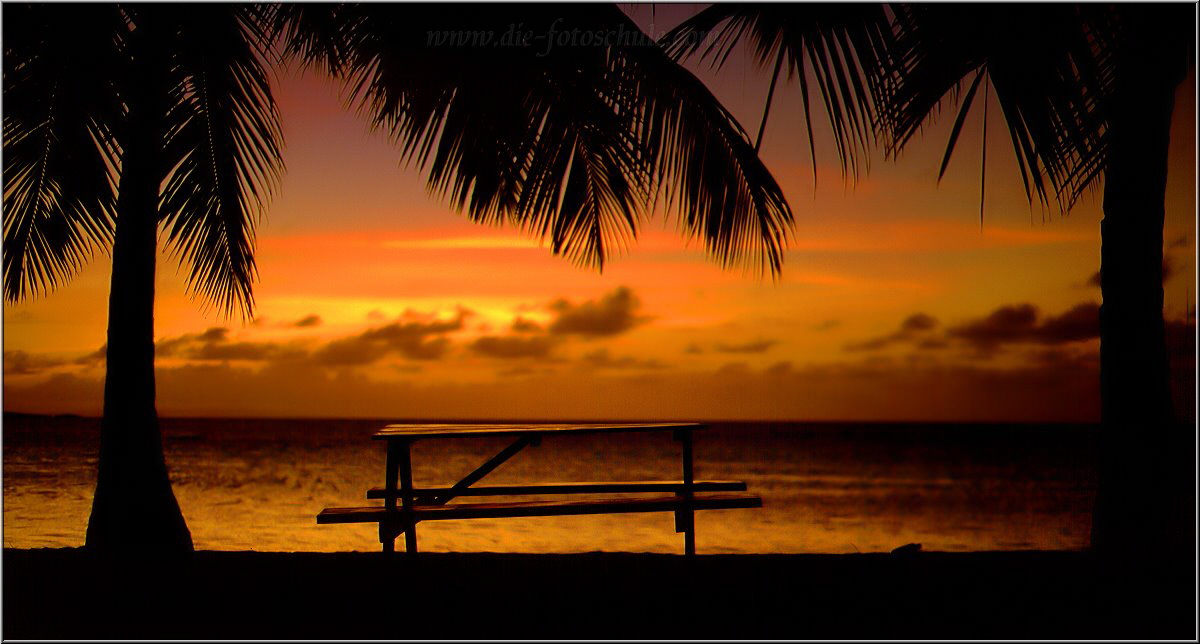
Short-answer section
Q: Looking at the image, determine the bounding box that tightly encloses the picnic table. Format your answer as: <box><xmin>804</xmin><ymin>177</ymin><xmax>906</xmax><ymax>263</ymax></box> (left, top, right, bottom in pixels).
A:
<box><xmin>317</xmin><ymin>422</ymin><xmax>762</xmax><ymax>555</ymax></box>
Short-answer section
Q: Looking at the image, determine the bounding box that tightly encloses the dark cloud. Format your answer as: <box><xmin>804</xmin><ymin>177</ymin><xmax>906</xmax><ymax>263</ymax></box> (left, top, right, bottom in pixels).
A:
<box><xmin>683</xmin><ymin>343</ymin><xmax>704</xmax><ymax>355</ymax></box>
<box><xmin>948</xmin><ymin>302</ymin><xmax>1098</xmax><ymax>350</ymax></box>
<box><xmin>548</xmin><ymin>287</ymin><xmax>646</xmax><ymax>337</ymax></box>
<box><xmin>1086</xmin><ymin>271</ymin><xmax>1102</xmax><ymax>288</ymax></box>
<box><xmin>511</xmin><ymin>317</ymin><xmax>542</xmax><ymax>333</ymax></box>
<box><xmin>844</xmin><ymin>336</ymin><xmax>893</xmax><ymax>352</ymax></box>
<box><xmin>470</xmin><ymin>335</ymin><xmax>558</xmax><ymax>359</ymax></box>
<box><xmin>579</xmin><ymin>349</ymin><xmax>666</xmax><ymax>370</ymax></box>
<box><xmin>845</xmin><ymin>312</ymin><xmax>938</xmax><ymax>352</ymax></box>
<box><xmin>916</xmin><ymin>338</ymin><xmax>949</xmax><ymax>350</ymax></box>
<box><xmin>710</xmin><ymin>338</ymin><xmax>777</xmax><ymax>354</ymax></box>
<box><xmin>901</xmin><ymin>313</ymin><xmax>938</xmax><ymax>332</ymax></box>
<box><xmin>192</xmin><ymin>341</ymin><xmax>305</xmax><ymax>362</ymax></box>
<box><xmin>848</xmin><ymin>303</ymin><xmax>1099</xmax><ymax>357</ymax></box>
<box><xmin>715</xmin><ymin>339</ymin><xmax>778</xmax><ymax>354</ymax></box>
<box><xmin>75</xmin><ymin>345</ymin><xmax>107</xmax><ymax>366</ymax></box>
<box><xmin>466</xmin><ymin>288</ymin><xmax>646</xmax><ymax>362</ymax></box>
<box><xmin>811</xmin><ymin>319</ymin><xmax>841</xmax><ymax>332</ymax></box>
<box><xmin>149</xmin><ymin>309</ymin><xmax>470</xmax><ymax>368</ymax></box>
<box><xmin>155</xmin><ymin>327</ymin><xmax>300</xmax><ymax>363</ymax></box>
<box><xmin>293</xmin><ymin>314</ymin><xmax>322</xmax><ymax>328</ymax></box>
<box><xmin>716</xmin><ymin>361</ymin><xmax>751</xmax><ymax>375</ymax></box>
<box><xmin>198</xmin><ymin>327</ymin><xmax>229</xmax><ymax>343</ymax></box>
<box><xmin>764</xmin><ymin>361</ymin><xmax>793</xmax><ymax>376</ymax></box>
<box><xmin>947</xmin><ymin>304</ymin><xmax>1039</xmax><ymax>348</ymax></box>
<box><xmin>1035</xmin><ymin>302</ymin><xmax>1100</xmax><ymax>344</ymax></box>
<box><xmin>4</xmin><ymin>350</ymin><xmax>66</xmax><ymax>376</ymax></box>
<box><xmin>312</xmin><ymin>312</ymin><xmax>468</xmax><ymax>365</ymax></box>
<box><xmin>311</xmin><ymin>336</ymin><xmax>385</xmax><ymax>366</ymax></box>
<box><xmin>156</xmin><ymin>328</ymin><xmax>224</xmax><ymax>357</ymax></box>
<box><xmin>1168</xmin><ymin>235</ymin><xmax>1189</xmax><ymax>250</ymax></box>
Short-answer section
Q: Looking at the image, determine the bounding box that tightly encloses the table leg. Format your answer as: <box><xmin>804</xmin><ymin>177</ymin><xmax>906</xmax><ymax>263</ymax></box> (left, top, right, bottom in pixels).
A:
<box><xmin>675</xmin><ymin>428</ymin><xmax>696</xmax><ymax>556</ymax></box>
<box><xmin>382</xmin><ymin>440</ymin><xmax>401</xmax><ymax>554</ymax></box>
<box><xmin>397</xmin><ymin>442</ymin><xmax>419</xmax><ymax>554</ymax></box>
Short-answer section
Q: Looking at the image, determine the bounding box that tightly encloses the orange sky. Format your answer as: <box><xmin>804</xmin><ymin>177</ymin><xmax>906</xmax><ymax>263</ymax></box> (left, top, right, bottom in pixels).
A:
<box><xmin>3</xmin><ymin>6</ymin><xmax>1196</xmax><ymax>422</ymax></box>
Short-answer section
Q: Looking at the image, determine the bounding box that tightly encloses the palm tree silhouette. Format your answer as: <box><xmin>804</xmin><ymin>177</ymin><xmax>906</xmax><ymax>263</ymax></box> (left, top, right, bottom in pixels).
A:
<box><xmin>3</xmin><ymin>4</ymin><xmax>792</xmax><ymax>553</ymax></box>
<box><xmin>664</xmin><ymin>3</ymin><xmax>1195</xmax><ymax>555</ymax></box>
<box><xmin>6</xmin><ymin>4</ymin><xmax>283</xmax><ymax>553</ymax></box>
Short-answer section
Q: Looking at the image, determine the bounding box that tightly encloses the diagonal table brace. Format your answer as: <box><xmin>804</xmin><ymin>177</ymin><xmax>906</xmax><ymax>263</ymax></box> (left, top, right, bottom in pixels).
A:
<box><xmin>432</xmin><ymin>433</ymin><xmax>540</xmax><ymax>505</ymax></box>
<box><xmin>382</xmin><ymin>433</ymin><xmax>540</xmax><ymax>552</ymax></box>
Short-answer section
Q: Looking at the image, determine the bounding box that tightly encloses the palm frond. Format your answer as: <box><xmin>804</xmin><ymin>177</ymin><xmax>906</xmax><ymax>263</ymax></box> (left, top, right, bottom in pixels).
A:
<box><xmin>158</xmin><ymin>4</ymin><xmax>284</xmax><ymax>318</ymax></box>
<box><xmin>661</xmin><ymin>4</ymin><xmax>894</xmax><ymax>182</ymax></box>
<box><xmin>881</xmin><ymin>4</ymin><xmax>1109</xmax><ymax>213</ymax></box>
<box><xmin>286</xmin><ymin>4</ymin><xmax>792</xmax><ymax>275</ymax></box>
<box><xmin>2</xmin><ymin>4</ymin><xmax>120</xmax><ymax>302</ymax></box>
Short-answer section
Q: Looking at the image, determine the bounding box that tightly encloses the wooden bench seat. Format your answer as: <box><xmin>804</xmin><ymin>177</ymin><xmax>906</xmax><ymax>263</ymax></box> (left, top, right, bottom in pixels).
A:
<box><xmin>365</xmin><ymin>479</ymin><xmax>748</xmax><ymax>500</ymax></box>
<box><xmin>318</xmin><ymin>493</ymin><xmax>762</xmax><ymax>524</ymax></box>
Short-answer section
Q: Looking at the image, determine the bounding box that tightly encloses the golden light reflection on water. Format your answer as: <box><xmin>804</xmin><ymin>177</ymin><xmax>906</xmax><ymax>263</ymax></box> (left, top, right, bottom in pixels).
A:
<box><xmin>3</xmin><ymin>417</ymin><xmax>1096</xmax><ymax>553</ymax></box>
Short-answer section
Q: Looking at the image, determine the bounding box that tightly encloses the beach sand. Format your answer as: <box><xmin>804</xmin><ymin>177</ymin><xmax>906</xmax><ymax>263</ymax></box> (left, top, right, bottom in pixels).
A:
<box><xmin>3</xmin><ymin>548</ymin><xmax>1194</xmax><ymax>639</ymax></box>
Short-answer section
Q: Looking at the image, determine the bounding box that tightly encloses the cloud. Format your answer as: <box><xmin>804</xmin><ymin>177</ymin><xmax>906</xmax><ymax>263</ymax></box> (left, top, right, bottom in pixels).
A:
<box><xmin>511</xmin><ymin>317</ymin><xmax>542</xmax><ymax>333</ymax></box>
<box><xmin>192</xmin><ymin>340</ymin><xmax>304</xmax><ymax>362</ymax></box>
<box><xmin>845</xmin><ymin>312</ymin><xmax>939</xmax><ymax>351</ymax></box>
<box><xmin>578</xmin><ymin>349</ymin><xmax>667</xmax><ymax>370</ymax></box>
<box><xmin>148</xmin><ymin>308</ymin><xmax>472</xmax><ymax>369</ymax></box>
<box><xmin>155</xmin><ymin>327</ymin><xmax>302</xmax><ymax>363</ymax></box>
<box><xmin>948</xmin><ymin>302</ymin><xmax>1098</xmax><ymax>350</ymax></box>
<box><xmin>470</xmin><ymin>335</ymin><xmax>558</xmax><ymax>359</ymax></box>
<box><xmin>293</xmin><ymin>314</ymin><xmax>322</xmax><ymax>328</ymax></box>
<box><xmin>811</xmin><ymin>319</ymin><xmax>841</xmax><ymax>332</ymax></box>
<box><xmin>1035</xmin><ymin>302</ymin><xmax>1101</xmax><ymax>344</ymax></box>
<box><xmin>548</xmin><ymin>287</ymin><xmax>647</xmax><ymax>337</ymax></box>
<box><xmin>846</xmin><ymin>302</ymin><xmax>1099</xmax><ymax>357</ymax></box>
<box><xmin>948</xmin><ymin>304</ymin><xmax>1039</xmax><ymax>348</ymax></box>
<box><xmin>75</xmin><ymin>345</ymin><xmax>107</xmax><ymax>366</ymax></box>
<box><xmin>4</xmin><ymin>350</ymin><xmax>66</xmax><ymax>376</ymax></box>
<box><xmin>715</xmin><ymin>339</ymin><xmax>778</xmax><ymax>354</ymax></box>
<box><xmin>464</xmin><ymin>287</ymin><xmax>648</xmax><ymax>361</ymax></box>
<box><xmin>900</xmin><ymin>313</ymin><xmax>938</xmax><ymax>332</ymax></box>
<box><xmin>716</xmin><ymin>361</ymin><xmax>751</xmax><ymax>375</ymax></box>
<box><xmin>312</xmin><ymin>311</ymin><xmax>469</xmax><ymax>365</ymax></box>
<box><xmin>683</xmin><ymin>343</ymin><xmax>704</xmax><ymax>355</ymax></box>
<box><xmin>764</xmin><ymin>361</ymin><xmax>793</xmax><ymax>376</ymax></box>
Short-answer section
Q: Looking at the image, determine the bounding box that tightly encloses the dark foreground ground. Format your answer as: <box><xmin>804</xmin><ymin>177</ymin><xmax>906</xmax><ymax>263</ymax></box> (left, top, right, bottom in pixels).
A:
<box><xmin>3</xmin><ymin>548</ymin><xmax>1195</xmax><ymax>639</ymax></box>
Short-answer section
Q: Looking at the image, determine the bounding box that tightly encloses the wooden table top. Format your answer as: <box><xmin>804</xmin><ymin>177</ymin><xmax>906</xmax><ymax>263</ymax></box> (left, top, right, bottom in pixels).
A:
<box><xmin>372</xmin><ymin>422</ymin><xmax>704</xmax><ymax>440</ymax></box>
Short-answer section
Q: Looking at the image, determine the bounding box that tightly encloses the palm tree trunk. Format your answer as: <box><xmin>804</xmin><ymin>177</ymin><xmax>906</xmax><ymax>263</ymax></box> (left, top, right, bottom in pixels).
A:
<box><xmin>85</xmin><ymin>22</ymin><xmax>192</xmax><ymax>554</ymax></box>
<box><xmin>1090</xmin><ymin>18</ymin><xmax>1189</xmax><ymax>559</ymax></box>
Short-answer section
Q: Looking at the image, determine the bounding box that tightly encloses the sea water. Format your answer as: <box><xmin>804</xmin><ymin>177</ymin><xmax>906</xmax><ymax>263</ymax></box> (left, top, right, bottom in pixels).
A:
<box><xmin>2</xmin><ymin>415</ymin><xmax>1097</xmax><ymax>553</ymax></box>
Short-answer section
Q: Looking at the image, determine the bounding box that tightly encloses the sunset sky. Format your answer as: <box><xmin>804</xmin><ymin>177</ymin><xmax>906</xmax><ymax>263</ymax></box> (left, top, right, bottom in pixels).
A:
<box><xmin>3</xmin><ymin>5</ymin><xmax>1195</xmax><ymax>422</ymax></box>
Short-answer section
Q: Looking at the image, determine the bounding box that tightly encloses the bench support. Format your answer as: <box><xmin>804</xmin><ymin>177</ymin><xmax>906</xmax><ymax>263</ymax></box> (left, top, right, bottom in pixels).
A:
<box><xmin>381</xmin><ymin>434</ymin><xmax>540</xmax><ymax>554</ymax></box>
<box><xmin>675</xmin><ymin>427</ymin><xmax>696</xmax><ymax>556</ymax></box>
<box><xmin>434</xmin><ymin>434</ymin><xmax>539</xmax><ymax>505</ymax></box>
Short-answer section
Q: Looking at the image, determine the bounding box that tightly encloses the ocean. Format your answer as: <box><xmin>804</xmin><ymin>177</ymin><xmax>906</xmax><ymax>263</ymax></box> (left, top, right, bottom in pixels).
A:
<box><xmin>2</xmin><ymin>415</ymin><xmax>1098</xmax><ymax>554</ymax></box>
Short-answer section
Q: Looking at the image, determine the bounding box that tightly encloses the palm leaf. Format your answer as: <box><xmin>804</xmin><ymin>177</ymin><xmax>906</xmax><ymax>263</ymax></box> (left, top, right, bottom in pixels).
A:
<box><xmin>158</xmin><ymin>4</ymin><xmax>284</xmax><ymax>318</ymax></box>
<box><xmin>284</xmin><ymin>4</ymin><xmax>792</xmax><ymax>275</ymax></box>
<box><xmin>881</xmin><ymin>4</ymin><xmax>1108</xmax><ymax>213</ymax></box>
<box><xmin>2</xmin><ymin>4</ymin><xmax>120</xmax><ymax>302</ymax></box>
<box><xmin>661</xmin><ymin>4</ymin><xmax>895</xmax><ymax>181</ymax></box>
